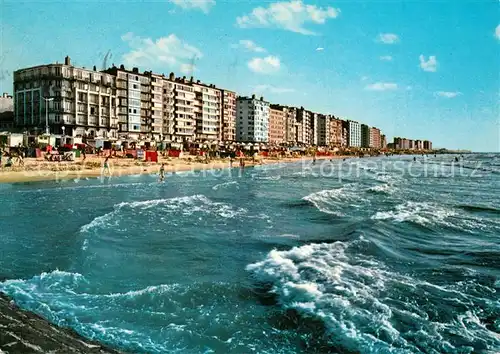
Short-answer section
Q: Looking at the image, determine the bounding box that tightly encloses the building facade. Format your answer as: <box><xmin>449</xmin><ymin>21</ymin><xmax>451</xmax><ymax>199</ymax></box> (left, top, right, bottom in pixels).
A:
<box><xmin>328</xmin><ymin>117</ymin><xmax>343</xmax><ymax>147</ymax></box>
<box><xmin>381</xmin><ymin>134</ymin><xmax>387</xmax><ymax>149</ymax></box>
<box><xmin>316</xmin><ymin>114</ymin><xmax>330</xmax><ymax>146</ymax></box>
<box><xmin>370</xmin><ymin>127</ymin><xmax>382</xmax><ymax>149</ymax></box>
<box><xmin>221</xmin><ymin>90</ymin><xmax>236</xmax><ymax>141</ymax></box>
<box><xmin>423</xmin><ymin>140</ymin><xmax>432</xmax><ymax>150</ymax></box>
<box><xmin>361</xmin><ymin>124</ymin><xmax>370</xmax><ymax>148</ymax></box>
<box><xmin>14</xmin><ymin>56</ymin><xmax>119</xmax><ymax>139</ymax></box>
<box><xmin>269</xmin><ymin>105</ymin><xmax>286</xmax><ymax>145</ymax></box>
<box><xmin>236</xmin><ymin>95</ymin><xmax>270</xmax><ymax>142</ymax></box>
<box><xmin>346</xmin><ymin>120</ymin><xmax>361</xmax><ymax>147</ymax></box>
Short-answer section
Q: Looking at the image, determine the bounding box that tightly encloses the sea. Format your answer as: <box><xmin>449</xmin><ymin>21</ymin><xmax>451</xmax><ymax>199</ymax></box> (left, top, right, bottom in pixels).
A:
<box><xmin>1</xmin><ymin>154</ymin><xmax>499</xmax><ymax>354</ymax></box>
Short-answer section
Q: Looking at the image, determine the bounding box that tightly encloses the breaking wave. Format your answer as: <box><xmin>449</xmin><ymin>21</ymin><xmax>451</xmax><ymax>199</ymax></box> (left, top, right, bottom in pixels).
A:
<box><xmin>246</xmin><ymin>240</ymin><xmax>500</xmax><ymax>353</ymax></box>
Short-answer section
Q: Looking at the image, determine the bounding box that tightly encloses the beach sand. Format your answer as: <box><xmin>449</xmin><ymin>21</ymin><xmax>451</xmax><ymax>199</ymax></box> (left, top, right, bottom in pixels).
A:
<box><xmin>0</xmin><ymin>154</ymin><xmax>344</xmax><ymax>184</ymax></box>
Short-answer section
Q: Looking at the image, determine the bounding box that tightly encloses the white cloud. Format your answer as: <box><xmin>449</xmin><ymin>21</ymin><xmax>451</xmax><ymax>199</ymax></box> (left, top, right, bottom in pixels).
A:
<box><xmin>365</xmin><ymin>82</ymin><xmax>398</xmax><ymax>91</ymax></box>
<box><xmin>236</xmin><ymin>0</ymin><xmax>340</xmax><ymax>35</ymax></box>
<box><xmin>435</xmin><ymin>91</ymin><xmax>462</xmax><ymax>98</ymax></box>
<box><xmin>377</xmin><ymin>33</ymin><xmax>399</xmax><ymax>44</ymax></box>
<box><xmin>121</xmin><ymin>32</ymin><xmax>202</xmax><ymax>73</ymax></box>
<box><xmin>379</xmin><ymin>55</ymin><xmax>393</xmax><ymax>61</ymax></box>
<box><xmin>419</xmin><ymin>55</ymin><xmax>438</xmax><ymax>72</ymax></box>
<box><xmin>248</xmin><ymin>56</ymin><xmax>281</xmax><ymax>74</ymax></box>
<box><xmin>316</xmin><ymin>47</ymin><xmax>324</xmax><ymax>51</ymax></box>
<box><xmin>232</xmin><ymin>39</ymin><xmax>266</xmax><ymax>53</ymax></box>
<box><xmin>168</xmin><ymin>0</ymin><xmax>215</xmax><ymax>13</ymax></box>
<box><xmin>495</xmin><ymin>24</ymin><xmax>500</xmax><ymax>40</ymax></box>
<box><xmin>254</xmin><ymin>84</ymin><xmax>295</xmax><ymax>94</ymax></box>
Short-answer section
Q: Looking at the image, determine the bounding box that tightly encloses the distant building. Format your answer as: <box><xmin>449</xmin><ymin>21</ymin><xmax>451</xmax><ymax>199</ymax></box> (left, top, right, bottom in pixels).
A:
<box><xmin>0</xmin><ymin>93</ymin><xmax>13</xmax><ymax>113</ymax></box>
<box><xmin>423</xmin><ymin>140</ymin><xmax>432</xmax><ymax>150</ymax></box>
<box><xmin>381</xmin><ymin>134</ymin><xmax>387</xmax><ymax>149</ymax></box>
<box><xmin>316</xmin><ymin>114</ymin><xmax>330</xmax><ymax>146</ymax></box>
<box><xmin>221</xmin><ymin>90</ymin><xmax>236</xmax><ymax>141</ymax></box>
<box><xmin>370</xmin><ymin>127</ymin><xmax>382</xmax><ymax>149</ymax></box>
<box><xmin>269</xmin><ymin>104</ymin><xmax>286</xmax><ymax>144</ymax></box>
<box><xmin>361</xmin><ymin>124</ymin><xmax>370</xmax><ymax>148</ymax></box>
<box><xmin>328</xmin><ymin>117</ymin><xmax>343</xmax><ymax>148</ymax></box>
<box><xmin>346</xmin><ymin>120</ymin><xmax>361</xmax><ymax>147</ymax></box>
<box><xmin>284</xmin><ymin>106</ymin><xmax>297</xmax><ymax>144</ymax></box>
<box><xmin>236</xmin><ymin>95</ymin><xmax>269</xmax><ymax>142</ymax></box>
<box><xmin>296</xmin><ymin>108</ymin><xmax>313</xmax><ymax>145</ymax></box>
<box><xmin>408</xmin><ymin>139</ymin><xmax>415</xmax><ymax>150</ymax></box>
<box><xmin>415</xmin><ymin>139</ymin><xmax>423</xmax><ymax>150</ymax></box>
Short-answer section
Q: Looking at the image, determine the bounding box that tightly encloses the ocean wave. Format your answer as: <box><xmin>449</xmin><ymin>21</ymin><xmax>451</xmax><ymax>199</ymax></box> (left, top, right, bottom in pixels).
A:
<box><xmin>303</xmin><ymin>184</ymin><xmax>367</xmax><ymax>216</ymax></box>
<box><xmin>368</xmin><ymin>183</ymin><xmax>396</xmax><ymax>195</ymax></box>
<box><xmin>371</xmin><ymin>201</ymin><xmax>456</xmax><ymax>226</ymax></box>
<box><xmin>246</xmin><ymin>241</ymin><xmax>500</xmax><ymax>353</ymax></box>
<box><xmin>212</xmin><ymin>181</ymin><xmax>238</xmax><ymax>190</ymax></box>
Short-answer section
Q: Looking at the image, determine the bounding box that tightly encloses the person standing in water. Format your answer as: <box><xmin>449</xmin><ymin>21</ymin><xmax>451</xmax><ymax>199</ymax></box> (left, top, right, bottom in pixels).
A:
<box><xmin>159</xmin><ymin>163</ymin><xmax>166</xmax><ymax>182</ymax></box>
<box><xmin>102</xmin><ymin>156</ymin><xmax>111</xmax><ymax>176</ymax></box>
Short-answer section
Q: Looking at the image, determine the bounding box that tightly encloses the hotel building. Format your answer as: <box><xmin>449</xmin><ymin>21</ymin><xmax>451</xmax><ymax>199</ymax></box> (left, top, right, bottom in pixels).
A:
<box><xmin>316</xmin><ymin>114</ymin><xmax>330</xmax><ymax>146</ymax></box>
<box><xmin>14</xmin><ymin>56</ymin><xmax>119</xmax><ymax>139</ymax></box>
<box><xmin>236</xmin><ymin>95</ymin><xmax>270</xmax><ymax>142</ymax></box>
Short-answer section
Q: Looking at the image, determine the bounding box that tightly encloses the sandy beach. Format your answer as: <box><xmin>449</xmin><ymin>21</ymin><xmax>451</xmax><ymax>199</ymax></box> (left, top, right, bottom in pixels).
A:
<box><xmin>0</xmin><ymin>154</ymin><xmax>343</xmax><ymax>184</ymax></box>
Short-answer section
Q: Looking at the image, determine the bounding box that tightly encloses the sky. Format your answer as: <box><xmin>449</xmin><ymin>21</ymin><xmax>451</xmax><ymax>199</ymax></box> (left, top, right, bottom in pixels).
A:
<box><xmin>1</xmin><ymin>0</ymin><xmax>499</xmax><ymax>151</ymax></box>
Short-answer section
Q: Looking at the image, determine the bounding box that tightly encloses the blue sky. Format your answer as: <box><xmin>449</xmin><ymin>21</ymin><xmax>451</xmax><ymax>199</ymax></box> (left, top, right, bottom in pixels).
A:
<box><xmin>1</xmin><ymin>0</ymin><xmax>499</xmax><ymax>151</ymax></box>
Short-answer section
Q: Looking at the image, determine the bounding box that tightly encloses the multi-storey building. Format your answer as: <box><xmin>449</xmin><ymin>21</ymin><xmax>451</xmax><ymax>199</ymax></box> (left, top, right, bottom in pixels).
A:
<box><xmin>370</xmin><ymin>127</ymin><xmax>382</xmax><ymax>149</ymax></box>
<box><xmin>15</xmin><ymin>56</ymin><xmax>118</xmax><ymax>139</ymax></box>
<box><xmin>104</xmin><ymin>65</ymin><xmax>150</xmax><ymax>140</ymax></box>
<box><xmin>328</xmin><ymin>117</ymin><xmax>343</xmax><ymax>147</ymax></box>
<box><xmin>284</xmin><ymin>106</ymin><xmax>297</xmax><ymax>144</ymax></box>
<box><xmin>269</xmin><ymin>105</ymin><xmax>286</xmax><ymax>145</ymax></box>
<box><xmin>192</xmin><ymin>80</ymin><xmax>221</xmax><ymax>142</ymax></box>
<box><xmin>236</xmin><ymin>95</ymin><xmax>270</xmax><ymax>142</ymax></box>
<box><xmin>311</xmin><ymin>112</ymin><xmax>319</xmax><ymax>146</ymax></box>
<box><xmin>415</xmin><ymin>140</ymin><xmax>423</xmax><ymax>150</ymax></box>
<box><xmin>316</xmin><ymin>114</ymin><xmax>330</xmax><ymax>146</ymax></box>
<box><xmin>161</xmin><ymin>74</ymin><xmax>176</xmax><ymax>141</ymax></box>
<box><xmin>0</xmin><ymin>92</ymin><xmax>13</xmax><ymax>113</ymax></box>
<box><xmin>345</xmin><ymin>120</ymin><xmax>361</xmax><ymax>147</ymax></box>
<box><xmin>296</xmin><ymin>107</ymin><xmax>312</xmax><ymax>145</ymax></box>
<box><xmin>361</xmin><ymin>124</ymin><xmax>370</xmax><ymax>148</ymax></box>
<box><xmin>221</xmin><ymin>90</ymin><xmax>236</xmax><ymax>141</ymax></box>
<box><xmin>381</xmin><ymin>134</ymin><xmax>387</xmax><ymax>149</ymax></box>
<box><xmin>423</xmin><ymin>140</ymin><xmax>432</xmax><ymax>150</ymax></box>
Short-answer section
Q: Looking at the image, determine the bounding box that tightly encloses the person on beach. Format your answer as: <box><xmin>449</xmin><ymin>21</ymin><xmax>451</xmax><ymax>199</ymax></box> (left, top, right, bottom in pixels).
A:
<box><xmin>102</xmin><ymin>156</ymin><xmax>111</xmax><ymax>176</ymax></box>
<box><xmin>159</xmin><ymin>163</ymin><xmax>166</xmax><ymax>182</ymax></box>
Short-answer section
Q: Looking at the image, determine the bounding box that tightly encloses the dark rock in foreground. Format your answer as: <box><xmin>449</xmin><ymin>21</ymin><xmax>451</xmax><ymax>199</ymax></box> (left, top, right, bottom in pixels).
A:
<box><xmin>0</xmin><ymin>292</ymin><xmax>122</xmax><ymax>353</ymax></box>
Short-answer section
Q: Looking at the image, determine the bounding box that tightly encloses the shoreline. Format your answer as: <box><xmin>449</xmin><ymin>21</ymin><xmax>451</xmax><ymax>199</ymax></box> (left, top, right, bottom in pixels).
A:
<box><xmin>0</xmin><ymin>155</ymin><xmax>341</xmax><ymax>184</ymax></box>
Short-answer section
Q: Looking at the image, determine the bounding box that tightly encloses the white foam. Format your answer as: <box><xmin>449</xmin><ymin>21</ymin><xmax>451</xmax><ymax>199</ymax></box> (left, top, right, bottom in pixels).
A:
<box><xmin>212</xmin><ymin>181</ymin><xmax>238</xmax><ymax>190</ymax></box>
<box><xmin>246</xmin><ymin>240</ymin><xmax>499</xmax><ymax>353</ymax></box>
<box><xmin>371</xmin><ymin>201</ymin><xmax>457</xmax><ymax>226</ymax></box>
<box><xmin>303</xmin><ymin>184</ymin><xmax>365</xmax><ymax>216</ymax></box>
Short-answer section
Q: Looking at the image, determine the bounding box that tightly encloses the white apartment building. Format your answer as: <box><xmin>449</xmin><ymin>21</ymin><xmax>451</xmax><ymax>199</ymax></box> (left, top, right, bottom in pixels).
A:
<box><xmin>236</xmin><ymin>95</ymin><xmax>270</xmax><ymax>142</ymax></box>
<box><xmin>347</xmin><ymin>120</ymin><xmax>361</xmax><ymax>147</ymax></box>
<box><xmin>193</xmin><ymin>82</ymin><xmax>221</xmax><ymax>142</ymax></box>
<box><xmin>14</xmin><ymin>56</ymin><xmax>118</xmax><ymax>139</ymax></box>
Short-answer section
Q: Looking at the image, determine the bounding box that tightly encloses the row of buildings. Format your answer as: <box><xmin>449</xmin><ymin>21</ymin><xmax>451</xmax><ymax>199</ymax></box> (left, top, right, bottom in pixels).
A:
<box><xmin>391</xmin><ymin>137</ymin><xmax>433</xmax><ymax>151</ymax></box>
<box><xmin>9</xmin><ymin>56</ymin><xmax>433</xmax><ymax>150</ymax></box>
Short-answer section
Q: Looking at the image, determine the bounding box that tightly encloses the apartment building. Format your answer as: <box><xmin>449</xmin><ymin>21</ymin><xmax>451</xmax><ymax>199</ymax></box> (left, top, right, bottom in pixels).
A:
<box><xmin>284</xmin><ymin>107</ymin><xmax>297</xmax><ymax>144</ymax></box>
<box><xmin>328</xmin><ymin>117</ymin><xmax>343</xmax><ymax>147</ymax></box>
<box><xmin>103</xmin><ymin>65</ymin><xmax>152</xmax><ymax>140</ymax></box>
<box><xmin>14</xmin><ymin>56</ymin><xmax>118</xmax><ymax>138</ymax></box>
<box><xmin>370</xmin><ymin>127</ymin><xmax>382</xmax><ymax>149</ymax></box>
<box><xmin>221</xmin><ymin>90</ymin><xmax>236</xmax><ymax>141</ymax></box>
<box><xmin>236</xmin><ymin>95</ymin><xmax>270</xmax><ymax>142</ymax></box>
<box><xmin>192</xmin><ymin>80</ymin><xmax>221</xmax><ymax>142</ymax></box>
<box><xmin>361</xmin><ymin>124</ymin><xmax>370</xmax><ymax>148</ymax></box>
<box><xmin>344</xmin><ymin>120</ymin><xmax>361</xmax><ymax>147</ymax></box>
<box><xmin>296</xmin><ymin>107</ymin><xmax>312</xmax><ymax>145</ymax></box>
<box><xmin>415</xmin><ymin>140</ymin><xmax>423</xmax><ymax>150</ymax></box>
<box><xmin>269</xmin><ymin>104</ymin><xmax>286</xmax><ymax>145</ymax></box>
<box><xmin>423</xmin><ymin>140</ymin><xmax>432</xmax><ymax>150</ymax></box>
<box><xmin>316</xmin><ymin>114</ymin><xmax>330</xmax><ymax>146</ymax></box>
